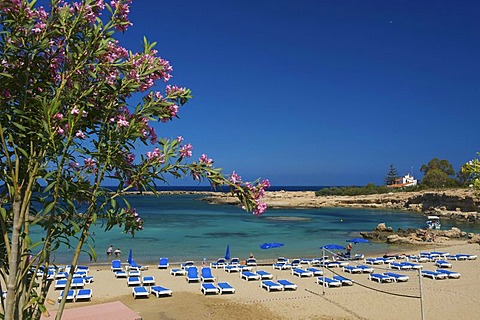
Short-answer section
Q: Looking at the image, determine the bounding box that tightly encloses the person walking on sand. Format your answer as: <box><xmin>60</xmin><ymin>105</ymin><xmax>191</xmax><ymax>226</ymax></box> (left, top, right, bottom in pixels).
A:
<box><xmin>107</xmin><ymin>245</ymin><xmax>113</xmax><ymax>256</ymax></box>
<box><xmin>114</xmin><ymin>248</ymin><xmax>121</xmax><ymax>257</ymax></box>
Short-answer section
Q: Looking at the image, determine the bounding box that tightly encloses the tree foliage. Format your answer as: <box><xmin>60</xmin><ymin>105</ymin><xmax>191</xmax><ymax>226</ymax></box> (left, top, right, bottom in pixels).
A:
<box><xmin>385</xmin><ymin>164</ymin><xmax>399</xmax><ymax>185</ymax></box>
<box><xmin>420</xmin><ymin>158</ymin><xmax>457</xmax><ymax>188</ymax></box>
<box><xmin>0</xmin><ymin>1</ymin><xmax>268</xmax><ymax>319</ymax></box>
<box><xmin>420</xmin><ymin>158</ymin><xmax>455</xmax><ymax>176</ymax></box>
<box><xmin>462</xmin><ymin>156</ymin><xmax>480</xmax><ymax>190</ymax></box>
<box><xmin>315</xmin><ymin>183</ymin><xmax>393</xmax><ymax>196</ymax></box>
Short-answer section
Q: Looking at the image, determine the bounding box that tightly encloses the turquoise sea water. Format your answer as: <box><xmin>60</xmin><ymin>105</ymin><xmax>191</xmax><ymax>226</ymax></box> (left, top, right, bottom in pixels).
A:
<box><xmin>34</xmin><ymin>194</ymin><xmax>480</xmax><ymax>265</ymax></box>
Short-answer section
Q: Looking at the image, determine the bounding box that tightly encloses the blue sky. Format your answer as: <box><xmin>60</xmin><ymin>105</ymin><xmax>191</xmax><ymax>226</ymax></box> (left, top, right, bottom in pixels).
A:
<box><xmin>115</xmin><ymin>0</ymin><xmax>480</xmax><ymax>186</ymax></box>
<box><xmin>42</xmin><ymin>0</ymin><xmax>477</xmax><ymax>186</ymax></box>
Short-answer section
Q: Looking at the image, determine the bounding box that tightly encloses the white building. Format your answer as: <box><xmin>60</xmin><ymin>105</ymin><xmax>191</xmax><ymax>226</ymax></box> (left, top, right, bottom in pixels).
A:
<box><xmin>388</xmin><ymin>174</ymin><xmax>418</xmax><ymax>188</ymax></box>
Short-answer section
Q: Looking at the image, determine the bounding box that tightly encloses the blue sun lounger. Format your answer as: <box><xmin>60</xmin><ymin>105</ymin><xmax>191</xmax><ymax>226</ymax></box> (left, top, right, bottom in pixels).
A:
<box><xmin>241</xmin><ymin>271</ymin><xmax>261</xmax><ymax>281</ymax></box>
<box><xmin>218</xmin><ymin>282</ymin><xmax>235</xmax><ymax>294</ymax></box>
<box><xmin>452</xmin><ymin>253</ymin><xmax>477</xmax><ymax>260</ymax></box>
<box><xmin>170</xmin><ymin>268</ymin><xmax>186</xmax><ymax>276</ymax></box>
<box><xmin>210</xmin><ymin>258</ymin><xmax>227</xmax><ymax>269</ymax></box>
<box><xmin>435</xmin><ymin>260</ymin><xmax>452</xmax><ymax>268</ymax></box>
<box><xmin>278</xmin><ymin>279</ymin><xmax>297</xmax><ymax>290</ymax></box>
<box><xmin>181</xmin><ymin>261</ymin><xmax>195</xmax><ymax>269</ymax></box>
<box><xmin>400</xmin><ymin>262</ymin><xmax>423</xmax><ymax>270</ymax></box>
<box><xmin>115</xmin><ymin>270</ymin><xmax>127</xmax><ymax>278</ymax></box>
<box><xmin>186</xmin><ymin>266</ymin><xmax>200</xmax><ymax>283</ymax></box>
<box><xmin>158</xmin><ymin>257</ymin><xmax>169</xmax><ymax>269</ymax></box>
<box><xmin>201</xmin><ymin>283</ymin><xmax>218</xmax><ymax>295</ymax></box>
<box><xmin>291</xmin><ymin>268</ymin><xmax>313</xmax><ymax>277</ymax></box>
<box><xmin>75</xmin><ymin>288</ymin><xmax>93</xmax><ymax>301</ymax></box>
<box><xmin>201</xmin><ymin>267</ymin><xmax>216</xmax><ymax>282</ymax></box>
<box><xmin>390</xmin><ymin>262</ymin><xmax>412</xmax><ymax>270</ymax></box>
<box><xmin>261</xmin><ymin>280</ymin><xmax>283</xmax><ymax>292</ymax></box>
<box><xmin>343</xmin><ymin>265</ymin><xmax>362</xmax><ymax>274</ymax></box>
<box><xmin>150</xmin><ymin>285</ymin><xmax>172</xmax><ymax>297</ymax></box>
<box><xmin>246</xmin><ymin>258</ymin><xmax>257</xmax><ymax>266</ymax></box>
<box><xmin>383</xmin><ymin>272</ymin><xmax>409</xmax><ymax>282</ymax></box>
<box><xmin>357</xmin><ymin>265</ymin><xmax>374</xmax><ymax>273</ymax></box>
<box><xmin>127</xmin><ymin>276</ymin><xmax>141</xmax><ymax>286</ymax></box>
<box><xmin>365</xmin><ymin>257</ymin><xmax>385</xmax><ymax>265</ymax></box>
<box><xmin>333</xmin><ymin>275</ymin><xmax>354</xmax><ymax>286</ymax></box>
<box><xmin>369</xmin><ymin>273</ymin><xmax>395</xmax><ymax>283</ymax></box>
<box><xmin>306</xmin><ymin>267</ymin><xmax>323</xmax><ymax>276</ymax></box>
<box><xmin>421</xmin><ymin>270</ymin><xmax>448</xmax><ymax>280</ymax></box>
<box><xmin>316</xmin><ymin>277</ymin><xmax>342</xmax><ymax>287</ymax></box>
<box><xmin>142</xmin><ymin>276</ymin><xmax>155</xmax><ymax>286</ymax></box>
<box><xmin>256</xmin><ymin>270</ymin><xmax>273</xmax><ymax>279</ymax></box>
<box><xmin>435</xmin><ymin>269</ymin><xmax>461</xmax><ymax>279</ymax></box>
<box><xmin>132</xmin><ymin>286</ymin><xmax>149</xmax><ymax>298</ymax></box>
<box><xmin>224</xmin><ymin>265</ymin><xmax>241</xmax><ymax>273</ymax></box>
<box><xmin>111</xmin><ymin>260</ymin><xmax>122</xmax><ymax>272</ymax></box>
<box><xmin>58</xmin><ymin>290</ymin><xmax>75</xmax><ymax>302</ymax></box>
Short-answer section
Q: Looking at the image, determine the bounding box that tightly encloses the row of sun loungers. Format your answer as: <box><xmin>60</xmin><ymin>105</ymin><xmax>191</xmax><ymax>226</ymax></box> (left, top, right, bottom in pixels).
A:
<box><xmin>317</xmin><ymin>276</ymin><xmax>353</xmax><ymax>287</ymax></box>
<box><xmin>201</xmin><ymin>282</ymin><xmax>236</xmax><ymax>295</ymax></box>
<box><xmin>132</xmin><ymin>285</ymin><xmax>174</xmax><ymax>298</ymax></box>
<box><xmin>58</xmin><ymin>288</ymin><xmax>92</xmax><ymax>302</ymax></box>
<box><xmin>261</xmin><ymin>280</ymin><xmax>297</xmax><ymax>291</ymax></box>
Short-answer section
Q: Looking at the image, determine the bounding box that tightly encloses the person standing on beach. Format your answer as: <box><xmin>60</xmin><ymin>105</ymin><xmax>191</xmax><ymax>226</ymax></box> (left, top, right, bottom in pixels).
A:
<box><xmin>107</xmin><ymin>245</ymin><xmax>113</xmax><ymax>256</ymax></box>
<box><xmin>114</xmin><ymin>248</ymin><xmax>121</xmax><ymax>257</ymax></box>
<box><xmin>346</xmin><ymin>243</ymin><xmax>353</xmax><ymax>257</ymax></box>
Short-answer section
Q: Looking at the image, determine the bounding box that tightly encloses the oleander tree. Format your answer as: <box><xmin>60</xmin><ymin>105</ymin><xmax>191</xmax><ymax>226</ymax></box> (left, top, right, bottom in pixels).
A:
<box><xmin>462</xmin><ymin>155</ymin><xmax>480</xmax><ymax>190</ymax></box>
<box><xmin>0</xmin><ymin>1</ymin><xmax>269</xmax><ymax>319</ymax></box>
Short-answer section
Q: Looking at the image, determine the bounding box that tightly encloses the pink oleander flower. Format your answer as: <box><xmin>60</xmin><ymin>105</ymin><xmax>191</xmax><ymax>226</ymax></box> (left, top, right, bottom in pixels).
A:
<box><xmin>230</xmin><ymin>171</ymin><xmax>241</xmax><ymax>184</ymax></box>
<box><xmin>75</xmin><ymin>130</ymin><xmax>85</xmax><ymax>139</ymax></box>
<box><xmin>53</xmin><ymin>113</ymin><xmax>63</xmax><ymax>121</ymax></box>
<box><xmin>199</xmin><ymin>154</ymin><xmax>213</xmax><ymax>167</ymax></box>
<box><xmin>116</xmin><ymin>115</ymin><xmax>129</xmax><ymax>127</ymax></box>
<box><xmin>71</xmin><ymin>106</ymin><xmax>80</xmax><ymax>115</ymax></box>
<box><xmin>56</xmin><ymin>126</ymin><xmax>65</xmax><ymax>136</ymax></box>
<box><xmin>165</xmin><ymin>85</ymin><xmax>186</xmax><ymax>96</ymax></box>
<box><xmin>69</xmin><ymin>161</ymin><xmax>80</xmax><ymax>168</ymax></box>
<box><xmin>261</xmin><ymin>179</ymin><xmax>271</xmax><ymax>189</ymax></box>
<box><xmin>253</xmin><ymin>202</ymin><xmax>267</xmax><ymax>215</ymax></box>
<box><xmin>179</xmin><ymin>143</ymin><xmax>193</xmax><ymax>158</ymax></box>
<box><xmin>110</xmin><ymin>0</ymin><xmax>133</xmax><ymax>31</ymax></box>
<box><xmin>149</xmin><ymin>127</ymin><xmax>157</xmax><ymax>144</ymax></box>
<box><xmin>125</xmin><ymin>153</ymin><xmax>135</xmax><ymax>164</ymax></box>
<box><xmin>146</xmin><ymin>147</ymin><xmax>164</xmax><ymax>162</ymax></box>
<box><xmin>176</xmin><ymin>136</ymin><xmax>183</xmax><ymax>142</ymax></box>
<box><xmin>84</xmin><ymin>158</ymin><xmax>96</xmax><ymax>167</ymax></box>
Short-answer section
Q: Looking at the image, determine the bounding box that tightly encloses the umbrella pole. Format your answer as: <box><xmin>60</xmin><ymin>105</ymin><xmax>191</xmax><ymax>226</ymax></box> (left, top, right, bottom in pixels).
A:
<box><xmin>322</xmin><ymin>247</ymin><xmax>326</xmax><ymax>295</ymax></box>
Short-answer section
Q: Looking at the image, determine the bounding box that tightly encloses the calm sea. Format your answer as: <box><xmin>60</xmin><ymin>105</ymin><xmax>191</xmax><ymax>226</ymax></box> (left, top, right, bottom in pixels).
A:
<box><xmin>32</xmin><ymin>187</ymin><xmax>480</xmax><ymax>265</ymax></box>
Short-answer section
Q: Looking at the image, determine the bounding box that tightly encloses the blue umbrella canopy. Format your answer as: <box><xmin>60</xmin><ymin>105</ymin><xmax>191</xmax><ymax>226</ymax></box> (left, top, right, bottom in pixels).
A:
<box><xmin>260</xmin><ymin>242</ymin><xmax>284</xmax><ymax>249</ymax></box>
<box><xmin>320</xmin><ymin>244</ymin><xmax>346</xmax><ymax>250</ymax></box>
<box><xmin>346</xmin><ymin>238</ymin><xmax>369</xmax><ymax>244</ymax></box>
<box><xmin>224</xmin><ymin>245</ymin><xmax>231</xmax><ymax>260</ymax></box>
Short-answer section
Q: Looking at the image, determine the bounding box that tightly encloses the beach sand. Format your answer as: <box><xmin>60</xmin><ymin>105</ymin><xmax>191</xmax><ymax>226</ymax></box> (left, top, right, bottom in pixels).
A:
<box><xmin>43</xmin><ymin>241</ymin><xmax>480</xmax><ymax>320</ymax></box>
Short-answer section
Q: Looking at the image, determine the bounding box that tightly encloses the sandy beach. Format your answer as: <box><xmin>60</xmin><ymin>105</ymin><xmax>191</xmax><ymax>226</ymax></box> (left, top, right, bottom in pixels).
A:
<box><xmin>43</xmin><ymin>241</ymin><xmax>480</xmax><ymax>320</ymax></box>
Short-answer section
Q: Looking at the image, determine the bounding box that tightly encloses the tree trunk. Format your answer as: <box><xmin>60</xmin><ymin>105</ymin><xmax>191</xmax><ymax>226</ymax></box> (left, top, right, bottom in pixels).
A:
<box><xmin>5</xmin><ymin>195</ymin><xmax>22</xmax><ymax>320</ymax></box>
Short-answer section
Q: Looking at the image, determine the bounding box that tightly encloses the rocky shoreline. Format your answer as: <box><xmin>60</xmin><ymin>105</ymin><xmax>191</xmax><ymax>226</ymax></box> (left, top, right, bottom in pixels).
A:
<box><xmin>203</xmin><ymin>188</ymin><xmax>480</xmax><ymax>222</ymax></box>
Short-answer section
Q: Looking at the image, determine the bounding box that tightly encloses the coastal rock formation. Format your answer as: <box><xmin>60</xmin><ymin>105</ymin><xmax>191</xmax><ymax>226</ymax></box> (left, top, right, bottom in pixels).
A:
<box><xmin>360</xmin><ymin>223</ymin><xmax>472</xmax><ymax>245</ymax></box>
<box><xmin>203</xmin><ymin>188</ymin><xmax>480</xmax><ymax>223</ymax></box>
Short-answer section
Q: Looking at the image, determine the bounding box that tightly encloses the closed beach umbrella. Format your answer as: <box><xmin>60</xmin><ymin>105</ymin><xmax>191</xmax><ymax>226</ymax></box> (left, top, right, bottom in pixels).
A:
<box><xmin>346</xmin><ymin>238</ymin><xmax>369</xmax><ymax>244</ymax></box>
<box><xmin>320</xmin><ymin>244</ymin><xmax>346</xmax><ymax>250</ymax></box>
<box><xmin>224</xmin><ymin>245</ymin><xmax>230</xmax><ymax>260</ymax></box>
<box><xmin>128</xmin><ymin>249</ymin><xmax>133</xmax><ymax>265</ymax></box>
<box><xmin>260</xmin><ymin>242</ymin><xmax>284</xmax><ymax>249</ymax></box>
